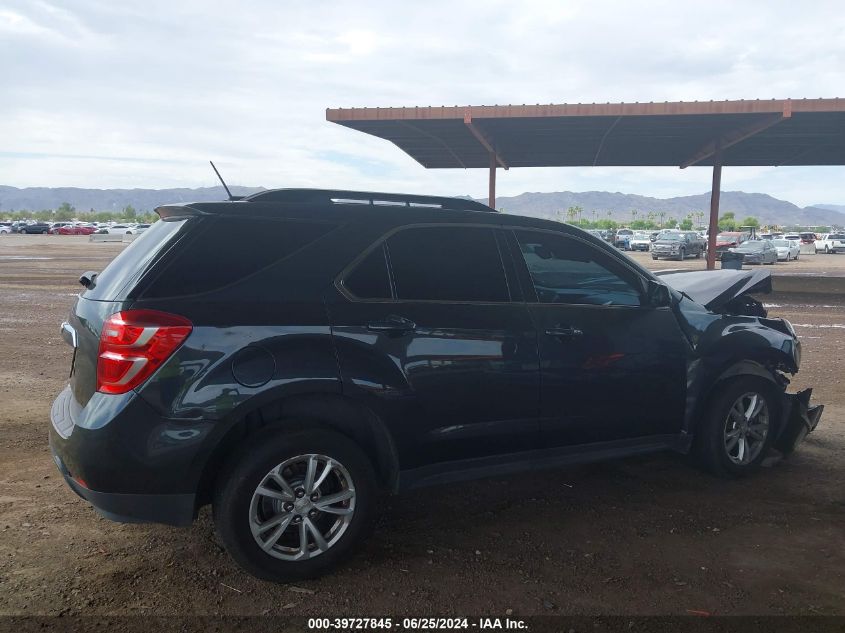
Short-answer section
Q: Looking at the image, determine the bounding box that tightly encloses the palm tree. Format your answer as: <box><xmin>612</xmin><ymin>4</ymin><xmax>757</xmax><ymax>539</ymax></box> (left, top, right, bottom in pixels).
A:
<box><xmin>658</xmin><ymin>211</ymin><xmax>667</xmax><ymax>228</ymax></box>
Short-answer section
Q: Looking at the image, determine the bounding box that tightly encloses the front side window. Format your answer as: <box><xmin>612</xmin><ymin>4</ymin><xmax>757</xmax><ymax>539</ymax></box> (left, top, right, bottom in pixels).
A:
<box><xmin>514</xmin><ymin>230</ymin><xmax>642</xmax><ymax>306</ymax></box>
<box><xmin>386</xmin><ymin>226</ymin><xmax>509</xmax><ymax>302</ymax></box>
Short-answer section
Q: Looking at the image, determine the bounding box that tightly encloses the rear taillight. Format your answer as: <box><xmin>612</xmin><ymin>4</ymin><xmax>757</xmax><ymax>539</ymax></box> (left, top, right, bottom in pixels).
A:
<box><xmin>96</xmin><ymin>310</ymin><xmax>192</xmax><ymax>395</ymax></box>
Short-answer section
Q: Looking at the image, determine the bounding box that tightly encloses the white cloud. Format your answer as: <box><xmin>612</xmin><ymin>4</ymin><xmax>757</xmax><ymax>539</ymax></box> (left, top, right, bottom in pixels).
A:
<box><xmin>1</xmin><ymin>0</ymin><xmax>844</xmax><ymax>206</ymax></box>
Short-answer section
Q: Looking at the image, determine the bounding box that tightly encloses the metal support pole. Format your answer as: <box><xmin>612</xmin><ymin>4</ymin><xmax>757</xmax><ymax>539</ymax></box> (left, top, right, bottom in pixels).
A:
<box><xmin>706</xmin><ymin>144</ymin><xmax>722</xmax><ymax>271</ymax></box>
<box><xmin>488</xmin><ymin>152</ymin><xmax>496</xmax><ymax>210</ymax></box>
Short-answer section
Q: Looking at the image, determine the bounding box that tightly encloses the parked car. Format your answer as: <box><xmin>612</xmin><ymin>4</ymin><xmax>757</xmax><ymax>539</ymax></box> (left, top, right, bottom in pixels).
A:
<box><xmin>50</xmin><ymin>188</ymin><xmax>822</xmax><ymax>582</ymax></box>
<box><xmin>614</xmin><ymin>228</ymin><xmax>633</xmax><ymax>249</ymax></box>
<box><xmin>730</xmin><ymin>239</ymin><xmax>778</xmax><ymax>265</ymax></box>
<box><xmin>814</xmin><ymin>233</ymin><xmax>845</xmax><ymax>254</ymax></box>
<box><xmin>651</xmin><ymin>231</ymin><xmax>705</xmax><ymax>260</ymax></box>
<box><xmin>0</xmin><ymin>222</ymin><xmax>10</xmax><ymax>235</ymax></box>
<box><xmin>628</xmin><ymin>231</ymin><xmax>652</xmax><ymax>251</ymax></box>
<box><xmin>19</xmin><ymin>222</ymin><xmax>51</xmax><ymax>234</ymax></box>
<box><xmin>127</xmin><ymin>223</ymin><xmax>151</xmax><ymax>235</ymax></box>
<box><xmin>772</xmin><ymin>239</ymin><xmax>800</xmax><ymax>261</ymax></box>
<box><xmin>714</xmin><ymin>232</ymin><xmax>750</xmax><ymax>260</ymax></box>
<box><xmin>799</xmin><ymin>232</ymin><xmax>817</xmax><ymax>245</ymax></box>
<box><xmin>102</xmin><ymin>224</ymin><xmax>134</xmax><ymax>235</ymax></box>
<box><xmin>58</xmin><ymin>224</ymin><xmax>97</xmax><ymax>236</ymax></box>
<box><xmin>49</xmin><ymin>222</ymin><xmax>73</xmax><ymax>234</ymax></box>
<box><xmin>783</xmin><ymin>233</ymin><xmax>801</xmax><ymax>242</ymax></box>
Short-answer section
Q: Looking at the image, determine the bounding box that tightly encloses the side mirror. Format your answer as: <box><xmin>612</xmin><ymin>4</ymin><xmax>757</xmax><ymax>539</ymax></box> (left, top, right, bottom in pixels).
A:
<box><xmin>647</xmin><ymin>279</ymin><xmax>672</xmax><ymax>307</ymax></box>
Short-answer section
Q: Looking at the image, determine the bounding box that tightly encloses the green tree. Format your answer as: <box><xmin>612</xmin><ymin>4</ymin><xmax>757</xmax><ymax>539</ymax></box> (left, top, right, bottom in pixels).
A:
<box><xmin>719</xmin><ymin>212</ymin><xmax>737</xmax><ymax>231</ymax></box>
<box><xmin>123</xmin><ymin>204</ymin><xmax>137</xmax><ymax>219</ymax></box>
<box><xmin>54</xmin><ymin>202</ymin><xmax>75</xmax><ymax>221</ymax></box>
<box><xmin>740</xmin><ymin>216</ymin><xmax>760</xmax><ymax>228</ymax></box>
<box><xmin>680</xmin><ymin>217</ymin><xmax>693</xmax><ymax>230</ymax></box>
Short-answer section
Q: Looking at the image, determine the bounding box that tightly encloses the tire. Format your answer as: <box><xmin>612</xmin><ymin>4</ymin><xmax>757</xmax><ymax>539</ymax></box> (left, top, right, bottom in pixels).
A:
<box><xmin>695</xmin><ymin>250</ymin><xmax>702</xmax><ymax>259</ymax></box>
<box><xmin>42</xmin><ymin>230</ymin><xmax>48</xmax><ymax>234</ymax></box>
<box><xmin>213</xmin><ymin>427</ymin><xmax>377</xmax><ymax>582</ymax></box>
<box><xmin>652</xmin><ymin>255</ymin><xmax>658</xmax><ymax>260</ymax></box>
<box><xmin>694</xmin><ymin>376</ymin><xmax>780</xmax><ymax>478</ymax></box>
<box><xmin>825</xmin><ymin>246</ymin><xmax>830</xmax><ymax>254</ymax></box>
<box><xmin>677</xmin><ymin>248</ymin><xmax>685</xmax><ymax>261</ymax></box>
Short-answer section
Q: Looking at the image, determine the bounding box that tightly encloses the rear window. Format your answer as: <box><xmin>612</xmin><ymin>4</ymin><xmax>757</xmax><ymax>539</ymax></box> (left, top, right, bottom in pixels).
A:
<box><xmin>141</xmin><ymin>216</ymin><xmax>335</xmax><ymax>298</ymax></box>
<box><xmin>84</xmin><ymin>219</ymin><xmax>186</xmax><ymax>301</ymax></box>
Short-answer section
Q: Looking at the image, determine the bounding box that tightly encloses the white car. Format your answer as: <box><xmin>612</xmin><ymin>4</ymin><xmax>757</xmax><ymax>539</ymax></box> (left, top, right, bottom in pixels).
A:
<box><xmin>103</xmin><ymin>224</ymin><xmax>134</xmax><ymax>235</ymax></box>
<box><xmin>126</xmin><ymin>223</ymin><xmax>151</xmax><ymax>235</ymax></box>
<box><xmin>0</xmin><ymin>225</ymin><xmax>10</xmax><ymax>235</ymax></box>
<box><xmin>815</xmin><ymin>232</ymin><xmax>845</xmax><ymax>254</ymax></box>
<box><xmin>628</xmin><ymin>231</ymin><xmax>652</xmax><ymax>251</ymax></box>
<box><xmin>772</xmin><ymin>239</ymin><xmax>800</xmax><ymax>261</ymax></box>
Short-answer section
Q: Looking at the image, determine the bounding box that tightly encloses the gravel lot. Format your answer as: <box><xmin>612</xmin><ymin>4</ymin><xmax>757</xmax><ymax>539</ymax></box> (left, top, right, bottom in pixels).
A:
<box><xmin>0</xmin><ymin>235</ymin><xmax>843</xmax><ymax>616</ymax></box>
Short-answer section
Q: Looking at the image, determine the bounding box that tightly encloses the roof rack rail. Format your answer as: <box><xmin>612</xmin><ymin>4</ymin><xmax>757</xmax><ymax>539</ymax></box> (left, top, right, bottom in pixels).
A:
<box><xmin>245</xmin><ymin>188</ymin><xmax>496</xmax><ymax>213</ymax></box>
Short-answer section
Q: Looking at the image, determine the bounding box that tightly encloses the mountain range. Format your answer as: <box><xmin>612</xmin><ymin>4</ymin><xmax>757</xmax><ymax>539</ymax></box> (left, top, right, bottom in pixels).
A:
<box><xmin>1</xmin><ymin>185</ymin><xmax>843</xmax><ymax>227</ymax></box>
<box><xmin>474</xmin><ymin>191</ymin><xmax>845</xmax><ymax>227</ymax></box>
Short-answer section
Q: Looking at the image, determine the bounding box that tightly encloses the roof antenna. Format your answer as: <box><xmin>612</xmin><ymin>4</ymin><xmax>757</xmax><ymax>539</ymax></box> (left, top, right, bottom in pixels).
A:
<box><xmin>209</xmin><ymin>161</ymin><xmax>234</xmax><ymax>200</ymax></box>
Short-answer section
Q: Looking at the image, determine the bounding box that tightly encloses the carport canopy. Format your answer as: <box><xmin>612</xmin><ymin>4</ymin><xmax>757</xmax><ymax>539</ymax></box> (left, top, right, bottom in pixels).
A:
<box><xmin>326</xmin><ymin>98</ymin><xmax>845</xmax><ymax>269</ymax></box>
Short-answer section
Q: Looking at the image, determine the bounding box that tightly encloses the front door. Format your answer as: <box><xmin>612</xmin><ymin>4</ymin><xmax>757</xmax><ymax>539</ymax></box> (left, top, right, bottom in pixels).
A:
<box><xmin>508</xmin><ymin>228</ymin><xmax>688</xmax><ymax>447</ymax></box>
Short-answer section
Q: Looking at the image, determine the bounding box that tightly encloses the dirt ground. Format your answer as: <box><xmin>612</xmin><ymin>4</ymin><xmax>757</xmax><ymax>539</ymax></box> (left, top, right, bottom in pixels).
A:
<box><xmin>0</xmin><ymin>235</ymin><xmax>843</xmax><ymax>616</ymax></box>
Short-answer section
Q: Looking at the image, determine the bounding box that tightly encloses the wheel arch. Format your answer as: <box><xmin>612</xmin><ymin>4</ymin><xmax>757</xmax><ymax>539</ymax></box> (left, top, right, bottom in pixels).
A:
<box><xmin>195</xmin><ymin>393</ymin><xmax>400</xmax><ymax>507</ymax></box>
<box><xmin>688</xmin><ymin>358</ymin><xmax>786</xmax><ymax>443</ymax></box>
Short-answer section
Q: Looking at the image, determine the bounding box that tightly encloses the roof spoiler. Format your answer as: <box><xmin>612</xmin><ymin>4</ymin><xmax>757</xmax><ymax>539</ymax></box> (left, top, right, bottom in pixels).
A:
<box><xmin>154</xmin><ymin>204</ymin><xmax>207</xmax><ymax>219</ymax></box>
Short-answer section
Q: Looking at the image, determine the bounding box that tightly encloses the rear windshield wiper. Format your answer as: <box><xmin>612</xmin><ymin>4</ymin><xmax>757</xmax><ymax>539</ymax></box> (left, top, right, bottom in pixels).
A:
<box><xmin>79</xmin><ymin>271</ymin><xmax>98</xmax><ymax>289</ymax></box>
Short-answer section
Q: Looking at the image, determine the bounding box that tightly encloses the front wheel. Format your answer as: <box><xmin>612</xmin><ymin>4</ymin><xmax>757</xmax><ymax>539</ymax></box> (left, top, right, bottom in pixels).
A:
<box><xmin>214</xmin><ymin>428</ymin><xmax>377</xmax><ymax>582</ymax></box>
<box><xmin>695</xmin><ymin>377</ymin><xmax>779</xmax><ymax>478</ymax></box>
<box><xmin>677</xmin><ymin>248</ymin><xmax>686</xmax><ymax>261</ymax></box>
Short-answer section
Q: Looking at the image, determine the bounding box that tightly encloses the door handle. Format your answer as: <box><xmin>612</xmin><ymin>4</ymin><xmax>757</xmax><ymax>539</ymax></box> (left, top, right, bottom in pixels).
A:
<box><xmin>545</xmin><ymin>326</ymin><xmax>583</xmax><ymax>339</ymax></box>
<box><xmin>367</xmin><ymin>316</ymin><xmax>416</xmax><ymax>335</ymax></box>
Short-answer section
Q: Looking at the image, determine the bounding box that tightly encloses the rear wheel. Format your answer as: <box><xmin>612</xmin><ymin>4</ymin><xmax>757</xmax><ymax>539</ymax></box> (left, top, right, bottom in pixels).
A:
<box><xmin>213</xmin><ymin>428</ymin><xmax>377</xmax><ymax>581</ymax></box>
<box><xmin>695</xmin><ymin>377</ymin><xmax>779</xmax><ymax>478</ymax></box>
<box><xmin>677</xmin><ymin>248</ymin><xmax>686</xmax><ymax>261</ymax></box>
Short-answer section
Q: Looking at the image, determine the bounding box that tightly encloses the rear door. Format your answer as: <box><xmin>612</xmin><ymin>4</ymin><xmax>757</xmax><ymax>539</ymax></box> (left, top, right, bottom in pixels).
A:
<box><xmin>327</xmin><ymin>224</ymin><xmax>540</xmax><ymax>469</ymax></box>
<box><xmin>507</xmin><ymin>228</ymin><xmax>688</xmax><ymax>447</ymax></box>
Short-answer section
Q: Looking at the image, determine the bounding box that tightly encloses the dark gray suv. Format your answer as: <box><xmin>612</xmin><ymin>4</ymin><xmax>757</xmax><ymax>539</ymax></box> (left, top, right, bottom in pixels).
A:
<box><xmin>50</xmin><ymin>189</ymin><xmax>822</xmax><ymax>581</ymax></box>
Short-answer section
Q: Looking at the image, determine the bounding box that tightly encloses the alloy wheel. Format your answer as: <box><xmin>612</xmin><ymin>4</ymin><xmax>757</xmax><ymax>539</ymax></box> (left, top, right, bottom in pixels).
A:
<box><xmin>249</xmin><ymin>454</ymin><xmax>356</xmax><ymax>561</ymax></box>
<box><xmin>723</xmin><ymin>392</ymin><xmax>770</xmax><ymax>465</ymax></box>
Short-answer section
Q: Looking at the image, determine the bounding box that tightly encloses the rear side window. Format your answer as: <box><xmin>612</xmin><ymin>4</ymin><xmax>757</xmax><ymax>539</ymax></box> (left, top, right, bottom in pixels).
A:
<box><xmin>343</xmin><ymin>244</ymin><xmax>392</xmax><ymax>299</ymax></box>
<box><xmin>386</xmin><ymin>226</ymin><xmax>509</xmax><ymax>302</ymax></box>
<box><xmin>84</xmin><ymin>218</ymin><xmax>186</xmax><ymax>301</ymax></box>
<box><xmin>142</xmin><ymin>217</ymin><xmax>334</xmax><ymax>298</ymax></box>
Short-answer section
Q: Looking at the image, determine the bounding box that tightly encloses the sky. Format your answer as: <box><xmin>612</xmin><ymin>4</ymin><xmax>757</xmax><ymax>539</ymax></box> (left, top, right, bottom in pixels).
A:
<box><xmin>2</xmin><ymin>0</ymin><xmax>844</xmax><ymax>206</ymax></box>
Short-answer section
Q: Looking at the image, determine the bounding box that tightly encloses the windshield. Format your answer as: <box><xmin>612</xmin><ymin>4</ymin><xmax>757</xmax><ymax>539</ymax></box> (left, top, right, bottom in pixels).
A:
<box><xmin>737</xmin><ymin>241</ymin><xmax>764</xmax><ymax>251</ymax></box>
<box><xmin>632</xmin><ymin>232</ymin><xmax>649</xmax><ymax>239</ymax></box>
<box><xmin>660</xmin><ymin>233</ymin><xmax>683</xmax><ymax>241</ymax></box>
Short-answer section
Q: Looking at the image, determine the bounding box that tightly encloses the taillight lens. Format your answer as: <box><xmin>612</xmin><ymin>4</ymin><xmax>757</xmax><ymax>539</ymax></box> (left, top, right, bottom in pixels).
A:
<box><xmin>96</xmin><ymin>310</ymin><xmax>192</xmax><ymax>394</ymax></box>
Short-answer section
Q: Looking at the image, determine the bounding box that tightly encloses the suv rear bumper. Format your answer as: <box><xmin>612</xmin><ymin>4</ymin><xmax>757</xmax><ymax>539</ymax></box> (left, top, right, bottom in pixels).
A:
<box><xmin>49</xmin><ymin>385</ymin><xmax>202</xmax><ymax>526</ymax></box>
<box><xmin>50</xmin><ymin>444</ymin><xmax>195</xmax><ymax>526</ymax></box>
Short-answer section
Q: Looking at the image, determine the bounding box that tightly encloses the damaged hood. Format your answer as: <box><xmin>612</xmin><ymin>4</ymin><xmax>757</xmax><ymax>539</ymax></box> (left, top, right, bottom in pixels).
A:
<box><xmin>655</xmin><ymin>269</ymin><xmax>772</xmax><ymax>312</ymax></box>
